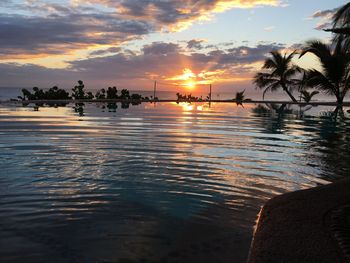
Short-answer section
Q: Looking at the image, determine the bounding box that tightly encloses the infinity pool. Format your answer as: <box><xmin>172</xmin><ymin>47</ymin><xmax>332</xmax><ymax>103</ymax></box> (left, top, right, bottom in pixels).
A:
<box><xmin>0</xmin><ymin>102</ymin><xmax>349</xmax><ymax>263</ymax></box>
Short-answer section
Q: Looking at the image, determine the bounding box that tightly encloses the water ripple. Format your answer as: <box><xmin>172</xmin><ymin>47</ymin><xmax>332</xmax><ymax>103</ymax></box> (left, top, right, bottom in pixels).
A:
<box><xmin>0</xmin><ymin>102</ymin><xmax>349</xmax><ymax>262</ymax></box>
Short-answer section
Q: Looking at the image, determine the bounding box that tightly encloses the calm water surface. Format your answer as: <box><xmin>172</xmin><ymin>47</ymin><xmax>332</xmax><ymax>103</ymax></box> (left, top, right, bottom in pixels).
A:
<box><xmin>0</xmin><ymin>102</ymin><xmax>349</xmax><ymax>263</ymax></box>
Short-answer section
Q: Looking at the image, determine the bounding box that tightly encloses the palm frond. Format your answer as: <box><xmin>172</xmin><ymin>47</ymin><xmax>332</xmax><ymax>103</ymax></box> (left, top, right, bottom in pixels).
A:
<box><xmin>306</xmin><ymin>70</ymin><xmax>336</xmax><ymax>95</ymax></box>
<box><xmin>299</xmin><ymin>40</ymin><xmax>332</xmax><ymax>61</ymax></box>
<box><xmin>333</xmin><ymin>3</ymin><xmax>350</xmax><ymax>28</ymax></box>
<box><xmin>262</xmin><ymin>82</ymin><xmax>280</xmax><ymax>100</ymax></box>
<box><xmin>253</xmin><ymin>73</ymin><xmax>279</xmax><ymax>88</ymax></box>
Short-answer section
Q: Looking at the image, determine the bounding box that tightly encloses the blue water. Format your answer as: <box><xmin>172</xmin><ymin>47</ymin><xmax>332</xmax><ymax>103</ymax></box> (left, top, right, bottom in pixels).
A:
<box><xmin>0</xmin><ymin>102</ymin><xmax>349</xmax><ymax>262</ymax></box>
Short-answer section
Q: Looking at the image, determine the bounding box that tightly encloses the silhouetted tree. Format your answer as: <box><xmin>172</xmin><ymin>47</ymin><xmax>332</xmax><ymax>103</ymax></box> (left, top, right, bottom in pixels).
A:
<box><xmin>131</xmin><ymin>93</ymin><xmax>142</xmax><ymax>100</ymax></box>
<box><xmin>19</xmin><ymin>88</ymin><xmax>33</xmax><ymax>100</ymax></box>
<box><xmin>72</xmin><ymin>80</ymin><xmax>86</xmax><ymax>100</ymax></box>
<box><xmin>86</xmin><ymin>92</ymin><xmax>94</xmax><ymax>100</ymax></box>
<box><xmin>95</xmin><ymin>88</ymin><xmax>106</xmax><ymax>99</ymax></box>
<box><xmin>300</xmin><ymin>38</ymin><xmax>350</xmax><ymax>104</ymax></box>
<box><xmin>45</xmin><ymin>86</ymin><xmax>70</xmax><ymax>100</ymax></box>
<box><xmin>254</xmin><ymin>51</ymin><xmax>300</xmax><ymax>102</ymax></box>
<box><xmin>234</xmin><ymin>90</ymin><xmax>246</xmax><ymax>106</ymax></box>
<box><xmin>106</xmin><ymin>86</ymin><xmax>118</xmax><ymax>99</ymax></box>
<box><xmin>33</xmin><ymin>87</ymin><xmax>45</xmax><ymax>99</ymax></box>
<box><xmin>120</xmin><ymin>89</ymin><xmax>130</xmax><ymax>100</ymax></box>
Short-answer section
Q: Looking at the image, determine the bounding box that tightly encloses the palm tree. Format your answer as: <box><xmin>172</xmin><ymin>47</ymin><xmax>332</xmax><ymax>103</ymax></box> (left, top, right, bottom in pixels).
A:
<box><xmin>327</xmin><ymin>3</ymin><xmax>350</xmax><ymax>36</ymax></box>
<box><xmin>324</xmin><ymin>3</ymin><xmax>350</xmax><ymax>51</ymax></box>
<box><xmin>234</xmin><ymin>90</ymin><xmax>245</xmax><ymax>106</ymax></box>
<box><xmin>254</xmin><ymin>51</ymin><xmax>300</xmax><ymax>102</ymax></box>
<box><xmin>300</xmin><ymin>38</ymin><xmax>350</xmax><ymax>104</ymax></box>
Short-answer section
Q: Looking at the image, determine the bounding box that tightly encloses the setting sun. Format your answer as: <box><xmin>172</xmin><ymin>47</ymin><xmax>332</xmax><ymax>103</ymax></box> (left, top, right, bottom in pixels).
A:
<box><xmin>167</xmin><ymin>68</ymin><xmax>198</xmax><ymax>89</ymax></box>
<box><xmin>185</xmin><ymin>80</ymin><xmax>196</xmax><ymax>89</ymax></box>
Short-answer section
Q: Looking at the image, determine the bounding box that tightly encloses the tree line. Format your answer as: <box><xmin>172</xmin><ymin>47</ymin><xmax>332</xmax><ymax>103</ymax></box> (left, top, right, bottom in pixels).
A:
<box><xmin>18</xmin><ymin>80</ymin><xmax>153</xmax><ymax>102</ymax></box>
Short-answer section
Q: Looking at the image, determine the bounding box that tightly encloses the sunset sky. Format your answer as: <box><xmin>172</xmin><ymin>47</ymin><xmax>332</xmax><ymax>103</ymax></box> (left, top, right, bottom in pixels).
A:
<box><xmin>0</xmin><ymin>0</ymin><xmax>348</xmax><ymax>94</ymax></box>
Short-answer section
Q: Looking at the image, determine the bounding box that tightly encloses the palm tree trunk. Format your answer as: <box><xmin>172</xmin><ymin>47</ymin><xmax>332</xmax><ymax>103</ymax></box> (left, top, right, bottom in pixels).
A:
<box><xmin>336</xmin><ymin>94</ymin><xmax>344</xmax><ymax>105</ymax></box>
<box><xmin>283</xmin><ymin>86</ymin><xmax>298</xmax><ymax>102</ymax></box>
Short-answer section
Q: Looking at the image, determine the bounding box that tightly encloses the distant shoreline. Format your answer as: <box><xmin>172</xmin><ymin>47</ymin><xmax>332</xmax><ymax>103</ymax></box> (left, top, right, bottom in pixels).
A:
<box><xmin>1</xmin><ymin>99</ymin><xmax>350</xmax><ymax>107</ymax></box>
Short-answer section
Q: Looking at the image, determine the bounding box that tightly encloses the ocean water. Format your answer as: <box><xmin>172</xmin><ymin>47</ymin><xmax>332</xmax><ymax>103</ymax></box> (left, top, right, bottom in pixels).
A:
<box><xmin>0</xmin><ymin>102</ymin><xmax>349</xmax><ymax>262</ymax></box>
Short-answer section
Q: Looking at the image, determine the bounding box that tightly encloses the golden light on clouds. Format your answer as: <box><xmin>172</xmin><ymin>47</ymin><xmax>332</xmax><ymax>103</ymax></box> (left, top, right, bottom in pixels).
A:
<box><xmin>167</xmin><ymin>68</ymin><xmax>197</xmax><ymax>89</ymax></box>
<box><xmin>170</xmin><ymin>68</ymin><xmax>197</xmax><ymax>81</ymax></box>
<box><xmin>214</xmin><ymin>0</ymin><xmax>282</xmax><ymax>11</ymax></box>
<box><xmin>167</xmin><ymin>68</ymin><xmax>216</xmax><ymax>90</ymax></box>
<box><xmin>185</xmin><ymin>80</ymin><xmax>197</xmax><ymax>90</ymax></box>
<box><xmin>166</xmin><ymin>0</ymin><xmax>283</xmax><ymax>31</ymax></box>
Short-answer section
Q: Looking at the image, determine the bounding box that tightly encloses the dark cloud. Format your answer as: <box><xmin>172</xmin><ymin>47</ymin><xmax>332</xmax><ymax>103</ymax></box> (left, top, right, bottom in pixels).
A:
<box><xmin>142</xmin><ymin>42</ymin><xmax>181</xmax><ymax>55</ymax></box>
<box><xmin>89</xmin><ymin>47</ymin><xmax>122</xmax><ymax>56</ymax></box>
<box><xmin>0</xmin><ymin>7</ymin><xmax>152</xmax><ymax>57</ymax></box>
<box><xmin>187</xmin><ymin>39</ymin><xmax>205</xmax><ymax>50</ymax></box>
<box><xmin>0</xmin><ymin>63</ymin><xmax>71</xmax><ymax>88</ymax></box>
<box><xmin>0</xmin><ymin>42</ymin><xmax>285</xmax><ymax>89</ymax></box>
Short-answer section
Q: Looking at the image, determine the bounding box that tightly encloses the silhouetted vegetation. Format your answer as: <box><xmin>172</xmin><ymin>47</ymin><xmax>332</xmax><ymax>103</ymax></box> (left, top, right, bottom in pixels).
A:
<box><xmin>86</xmin><ymin>92</ymin><xmax>94</xmax><ymax>100</ymax></box>
<box><xmin>326</xmin><ymin>3</ymin><xmax>350</xmax><ymax>49</ymax></box>
<box><xmin>300</xmin><ymin>38</ymin><xmax>350</xmax><ymax>104</ymax></box>
<box><xmin>176</xmin><ymin>93</ymin><xmax>203</xmax><ymax>103</ymax></box>
<box><xmin>72</xmin><ymin>80</ymin><xmax>87</xmax><ymax>100</ymax></box>
<box><xmin>95</xmin><ymin>88</ymin><xmax>106</xmax><ymax>99</ymax></box>
<box><xmin>120</xmin><ymin>89</ymin><xmax>130</xmax><ymax>100</ymax></box>
<box><xmin>18</xmin><ymin>86</ymin><xmax>70</xmax><ymax>106</ymax></box>
<box><xmin>254</xmin><ymin>2</ymin><xmax>350</xmax><ymax>107</ymax></box>
<box><xmin>107</xmin><ymin>87</ymin><xmax>118</xmax><ymax>99</ymax></box>
<box><xmin>18</xmin><ymin>86</ymin><xmax>70</xmax><ymax>101</ymax></box>
<box><xmin>234</xmin><ymin>90</ymin><xmax>251</xmax><ymax>106</ymax></box>
<box><xmin>254</xmin><ymin>51</ymin><xmax>300</xmax><ymax>102</ymax></box>
<box><xmin>17</xmin><ymin>80</ymin><xmax>147</xmax><ymax>106</ymax></box>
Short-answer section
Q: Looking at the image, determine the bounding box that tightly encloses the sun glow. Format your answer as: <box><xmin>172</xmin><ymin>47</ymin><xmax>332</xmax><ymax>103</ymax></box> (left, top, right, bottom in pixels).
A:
<box><xmin>167</xmin><ymin>68</ymin><xmax>221</xmax><ymax>90</ymax></box>
<box><xmin>185</xmin><ymin>80</ymin><xmax>196</xmax><ymax>89</ymax></box>
<box><xmin>170</xmin><ymin>68</ymin><xmax>196</xmax><ymax>81</ymax></box>
<box><xmin>167</xmin><ymin>68</ymin><xmax>198</xmax><ymax>89</ymax></box>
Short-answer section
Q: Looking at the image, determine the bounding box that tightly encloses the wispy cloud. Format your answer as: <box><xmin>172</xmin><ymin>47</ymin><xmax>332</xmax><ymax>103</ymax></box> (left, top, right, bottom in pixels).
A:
<box><xmin>264</xmin><ymin>26</ymin><xmax>275</xmax><ymax>32</ymax></box>
<box><xmin>310</xmin><ymin>8</ymin><xmax>338</xmax><ymax>30</ymax></box>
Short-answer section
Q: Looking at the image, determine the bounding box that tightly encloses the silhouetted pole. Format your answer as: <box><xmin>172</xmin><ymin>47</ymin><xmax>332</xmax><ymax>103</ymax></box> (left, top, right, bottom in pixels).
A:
<box><xmin>209</xmin><ymin>84</ymin><xmax>212</xmax><ymax>101</ymax></box>
<box><xmin>209</xmin><ymin>84</ymin><xmax>212</xmax><ymax>107</ymax></box>
<box><xmin>153</xmin><ymin>81</ymin><xmax>157</xmax><ymax>101</ymax></box>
